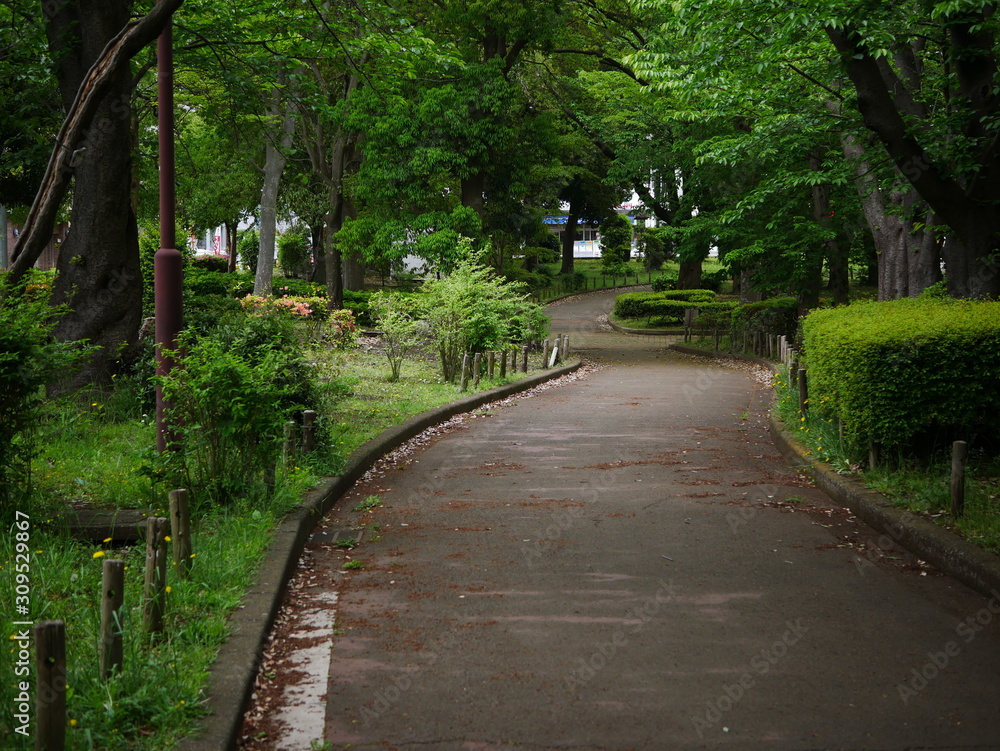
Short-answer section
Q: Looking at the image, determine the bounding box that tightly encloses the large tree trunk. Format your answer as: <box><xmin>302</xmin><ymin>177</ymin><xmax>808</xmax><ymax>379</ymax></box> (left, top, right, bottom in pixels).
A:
<box><xmin>677</xmin><ymin>258</ymin><xmax>702</xmax><ymax>289</ymax></box>
<box><xmin>840</xmin><ymin>134</ymin><xmax>941</xmax><ymax>300</ymax></box>
<box><xmin>461</xmin><ymin>172</ymin><xmax>486</xmax><ymax>219</ymax></box>
<box><xmin>806</xmin><ymin>154</ymin><xmax>845</xmax><ymax>307</ymax></box>
<box><xmin>226</xmin><ymin>220</ymin><xmax>237</xmax><ymax>273</ymax></box>
<box><xmin>46</xmin><ymin>0</ymin><xmax>142</xmax><ymax>387</ymax></box>
<box><xmin>253</xmin><ymin>86</ymin><xmax>294</xmax><ymax>296</ymax></box>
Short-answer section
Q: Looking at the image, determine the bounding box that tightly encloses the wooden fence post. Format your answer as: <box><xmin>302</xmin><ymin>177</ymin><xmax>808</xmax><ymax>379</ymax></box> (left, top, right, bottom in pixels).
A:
<box><xmin>283</xmin><ymin>421</ymin><xmax>297</xmax><ymax>465</ymax></box>
<box><xmin>302</xmin><ymin>410</ymin><xmax>317</xmax><ymax>453</ymax></box>
<box><xmin>499</xmin><ymin>349</ymin><xmax>508</xmax><ymax>378</ymax></box>
<box><xmin>542</xmin><ymin>339</ymin><xmax>550</xmax><ymax>368</ymax></box>
<box><xmin>100</xmin><ymin>560</ymin><xmax>125</xmax><ymax>678</ymax></box>
<box><xmin>169</xmin><ymin>488</ymin><xmax>192</xmax><ymax>578</ymax></box>
<box><xmin>473</xmin><ymin>352</ymin><xmax>482</xmax><ymax>387</ymax></box>
<box><xmin>488</xmin><ymin>350</ymin><xmax>496</xmax><ymax>379</ymax></box>
<box><xmin>521</xmin><ymin>345</ymin><xmax>529</xmax><ymax>373</ymax></box>
<box><xmin>143</xmin><ymin>517</ymin><xmax>168</xmax><ymax>635</ymax></box>
<box><xmin>460</xmin><ymin>354</ymin><xmax>470</xmax><ymax>391</ymax></box>
<box><xmin>797</xmin><ymin>368</ymin><xmax>808</xmax><ymax>414</ymax></box>
<box><xmin>951</xmin><ymin>440</ymin><xmax>968</xmax><ymax>517</ymax></box>
<box><xmin>35</xmin><ymin>620</ymin><xmax>66</xmax><ymax>751</ymax></box>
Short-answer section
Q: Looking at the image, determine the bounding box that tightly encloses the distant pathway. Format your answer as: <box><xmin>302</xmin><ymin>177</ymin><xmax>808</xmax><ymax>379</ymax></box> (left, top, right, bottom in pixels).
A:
<box><xmin>246</xmin><ymin>289</ymin><xmax>1000</xmax><ymax>751</ymax></box>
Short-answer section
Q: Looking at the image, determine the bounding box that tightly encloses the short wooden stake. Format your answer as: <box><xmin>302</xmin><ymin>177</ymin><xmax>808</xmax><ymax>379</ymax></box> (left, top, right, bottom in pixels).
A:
<box><xmin>35</xmin><ymin>620</ymin><xmax>66</xmax><ymax>751</ymax></box>
<box><xmin>868</xmin><ymin>440</ymin><xmax>880</xmax><ymax>471</ymax></box>
<box><xmin>488</xmin><ymin>350</ymin><xmax>496</xmax><ymax>379</ymax></box>
<box><xmin>521</xmin><ymin>345</ymin><xmax>528</xmax><ymax>373</ymax></box>
<box><xmin>460</xmin><ymin>354</ymin><xmax>470</xmax><ymax>391</ymax></box>
<box><xmin>713</xmin><ymin>329</ymin><xmax>720</xmax><ymax>351</ymax></box>
<box><xmin>302</xmin><ymin>410</ymin><xmax>317</xmax><ymax>453</ymax></box>
<box><xmin>473</xmin><ymin>352</ymin><xmax>482</xmax><ymax>387</ymax></box>
<box><xmin>169</xmin><ymin>488</ymin><xmax>193</xmax><ymax>578</ymax></box>
<box><xmin>797</xmin><ymin>368</ymin><xmax>808</xmax><ymax>414</ymax></box>
<box><xmin>283</xmin><ymin>421</ymin><xmax>297</xmax><ymax>464</ymax></box>
<box><xmin>143</xmin><ymin>517</ymin><xmax>168</xmax><ymax>635</ymax></box>
<box><xmin>951</xmin><ymin>440</ymin><xmax>968</xmax><ymax>518</ymax></box>
<box><xmin>100</xmin><ymin>559</ymin><xmax>125</xmax><ymax>678</ymax></box>
<box><xmin>542</xmin><ymin>339</ymin><xmax>550</xmax><ymax>368</ymax></box>
<box><xmin>499</xmin><ymin>349</ymin><xmax>508</xmax><ymax>378</ymax></box>
<box><xmin>563</xmin><ymin>334</ymin><xmax>570</xmax><ymax>358</ymax></box>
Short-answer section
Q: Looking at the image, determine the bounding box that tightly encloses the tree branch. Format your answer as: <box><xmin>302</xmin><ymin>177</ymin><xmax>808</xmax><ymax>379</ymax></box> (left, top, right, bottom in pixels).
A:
<box><xmin>8</xmin><ymin>0</ymin><xmax>185</xmax><ymax>285</ymax></box>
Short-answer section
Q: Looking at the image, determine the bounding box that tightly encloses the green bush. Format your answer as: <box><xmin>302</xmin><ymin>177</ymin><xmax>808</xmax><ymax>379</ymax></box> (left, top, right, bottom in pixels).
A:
<box><xmin>731</xmin><ymin>296</ymin><xmax>799</xmax><ymax>342</ymax></box>
<box><xmin>650</xmin><ymin>272</ymin><xmax>678</xmax><ymax>292</ymax></box>
<box><xmin>191</xmin><ymin>254</ymin><xmax>230</xmax><ymax>272</ymax></box>
<box><xmin>158</xmin><ymin>311</ymin><xmax>317</xmax><ymax>507</ymax></box>
<box><xmin>369</xmin><ymin>292</ymin><xmax>424</xmax><ymax>381</ymax></box>
<box><xmin>613</xmin><ymin>289</ymin><xmax>718</xmax><ymax>320</ymax></box>
<box><xmin>343</xmin><ymin>289</ymin><xmax>373</xmax><ymax>326</ymax></box>
<box><xmin>185</xmin><ymin>268</ymin><xmax>233</xmax><ymax>297</ymax></box>
<box><xmin>238</xmin><ymin>230</ymin><xmax>260</xmax><ymax>275</ymax></box>
<box><xmin>802</xmin><ymin>299</ymin><xmax>1000</xmax><ymax>452</ymax></box>
<box><xmin>0</xmin><ymin>272</ymin><xmax>90</xmax><ymax>512</ymax></box>
<box><xmin>277</xmin><ymin>227</ymin><xmax>311</xmax><ymax>278</ymax></box>
<box><xmin>421</xmin><ymin>253</ymin><xmax>549</xmax><ymax>382</ymax></box>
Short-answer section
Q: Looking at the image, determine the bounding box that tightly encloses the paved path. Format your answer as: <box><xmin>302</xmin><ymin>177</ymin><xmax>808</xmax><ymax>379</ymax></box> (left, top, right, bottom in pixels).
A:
<box><xmin>256</xmin><ymin>290</ymin><xmax>1000</xmax><ymax>750</ymax></box>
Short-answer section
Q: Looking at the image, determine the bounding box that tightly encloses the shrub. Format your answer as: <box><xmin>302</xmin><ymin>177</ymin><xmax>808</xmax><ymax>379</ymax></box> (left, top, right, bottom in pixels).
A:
<box><xmin>240</xmin><ymin>294</ymin><xmax>328</xmax><ymax>322</ymax></box>
<box><xmin>0</xmin><ymin>272</ymin><xmax>90</xmax><ymax>512</ymax></box>
<box><xmin>191</xmin><ymin>254</ymin><xmax>230</xmax><ymax>272</ymax></box>
<box><xmin>185</xmin><ymin>268</ymin><xmax>232</xmax><ymax>297</ymax></box>
<box><xmin>731</xmin><ymin>296</ymin><xmax>799</xmax><ymax>342</ymax></box>
<box><xmin>802</xmin><ymin>299</ymin><xmax>1000</xmax><ymax>452</ymax></box>
<box><xmin>327</xmin><ymin>308</ymin><xmax>359</xmax><ymax>349</ymax></box>
<box><xmin>650</xmin><ymin>272</ymin><xmax>678</xmax><ymax>291</ymax></box>
<box><xmin>613</xmin><ymin>290</ymin><xmax>718</xmax><ymax>320</ymax></box>
<box><xmin>277</xmin><ymin>227</ymin><xmax>311</xmax><ymax>278</ymax></box>
<box><xmin>273</xmin><ymin>277</ymin><xmax>325</xmax><ymax>298</ymax></box>
<box><xmin>238</xmin><ymin>230</ymin><xmax>260</xmax><ymax>275</ymax></box>
<box><xmin>600</xmin><ymin>213</ymin><xmax>632</xmax><ymax>268</ymax></box>
<box><xmin>369</xmin><ymin>292</ymin><xmax>424</xmax><ymax>381</ymax></box>
<box><xmin>343</xmin><ymin>290</ymin><xmax>373</xmax><ymax>327</ymax></box>
<box><xmin>421</xmin><ymin>253</ymin><xmax>548</xmax><ymax>382</ymax></box>
<box><xmin>158</xmin><ymin>311</ymin><xmax>316</xmax><ymax>507</ymax></box>
<box><xmin>560</xmin><ymin>271</ymin><xmax>587</xmax><ymax>291</ymax></box>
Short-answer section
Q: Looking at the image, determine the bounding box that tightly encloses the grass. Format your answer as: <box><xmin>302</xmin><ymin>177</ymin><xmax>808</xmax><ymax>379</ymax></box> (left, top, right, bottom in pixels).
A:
<box><xmin>772</xmin><ymin>370</ymin><xmax>1000</xmax><ymax>555</ymax></box>
<box><xmin>1</xmin><ymin>332</ymin><xmax>555</xmax><ymax>750</ymax></box>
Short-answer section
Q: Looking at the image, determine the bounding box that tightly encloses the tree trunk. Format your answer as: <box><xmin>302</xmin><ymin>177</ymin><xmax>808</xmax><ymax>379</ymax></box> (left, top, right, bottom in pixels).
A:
<box><xmin>46</xmin><ymin>0</ymin><xmax>143</xmax><ymax>387</ymax></box>
<box><xmin>560</xmin><ymin>209</ymin><xmax>577</xmax><ymax>275</ymax></box>
<box><xmin>677</xmin><ymin>258</ymin><xmax>702</xmax><ymax>289</ymax></box>
<box><xmin>253</xmin><ymin>86</ymin><xmax>294</xmax><ymax>296</ymax></box>
<box><xmin>342</xmin><ymin>252</ymin><xmax>365</xmax><ymax>291</ymax></box>
<box><xmin>310</xmin><ymin>223</ymin><xmax>326</xmax><ymax>284</ymax></box>
<box><xmin>226</xmin><ymin>220</ymin><xmax>237</xmax><ymax>273</ymax></box>
<box><xmin>461</xmin><ymin>172</ymin><xmax>486</xmax><ymax>219</ymax></box>
<box><xmin>840</xmin><ymin>134</ymin><xmax>941</xmax><ymax>300</ymax></box>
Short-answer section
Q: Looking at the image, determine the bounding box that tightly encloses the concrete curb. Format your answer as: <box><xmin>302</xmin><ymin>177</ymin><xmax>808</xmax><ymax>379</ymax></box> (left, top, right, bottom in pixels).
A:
<box><xmin>770</xmin><ymin>416</ymin><xmax>1000</xmax><ymax>600</ymax></box>
<box><xmin>178</xmin><ymin>360</ymin><xmax>582</xmax><ymax>751</ymax></box>
<box><xmin>672</xmin><ymin>345</ymin><xmax>1000</xmax><ymax>601</ymax></box>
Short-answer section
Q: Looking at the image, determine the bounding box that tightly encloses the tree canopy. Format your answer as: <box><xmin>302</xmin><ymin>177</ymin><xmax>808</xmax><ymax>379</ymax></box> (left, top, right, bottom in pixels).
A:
<box><xmin>3</xmin><ymin>0</ymin><xmax>998</xmax><ymax>384</ymax></box>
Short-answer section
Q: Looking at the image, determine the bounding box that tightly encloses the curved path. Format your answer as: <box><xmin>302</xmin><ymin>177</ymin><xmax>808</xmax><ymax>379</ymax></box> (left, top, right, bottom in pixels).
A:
<box><xmin>249</xmin><ymin>290</ymin><xmax>1000</xmax><ymax>750</ymax></box>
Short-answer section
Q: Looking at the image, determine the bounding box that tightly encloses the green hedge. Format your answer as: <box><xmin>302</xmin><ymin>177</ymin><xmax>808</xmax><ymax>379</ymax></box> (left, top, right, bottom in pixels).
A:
<box><xmin>731</xmin><ymin>296</ymin><xmax>798</xmax><ymax>341</ymax></box>
<box><xmin>802</xmin><ymin>299</ymin><xmax>1000</xmax><ymax>450</ymax></box>
<box><xmin>613</xmin><ymin>289</ymin><xmax>717</xmax><ymax>319</ymax></box>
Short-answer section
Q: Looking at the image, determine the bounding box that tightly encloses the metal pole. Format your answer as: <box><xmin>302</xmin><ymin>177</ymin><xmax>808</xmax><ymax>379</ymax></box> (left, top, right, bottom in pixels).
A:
<box><xmin>155</xmin><ymin>21</ymin><xmax>183</xmax><ymax>453</ymax></box>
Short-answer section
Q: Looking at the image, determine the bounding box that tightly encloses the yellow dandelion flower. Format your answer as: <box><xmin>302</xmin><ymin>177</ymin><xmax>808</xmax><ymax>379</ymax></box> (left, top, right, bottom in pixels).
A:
<box><xmin>93</xmin><ymin>551</ymin><xmax>105</xmax><ymax>559</ymax></box>
<box><xmin>103</xmin><ymin>537</ymin><xmax>112</xmax><ymax>543</ymax></box>
<box><xmin>165</xmin><ymin>586</ymin><xmax>172</xmax><ymax>594</ymax></box>
<box><xmin>69</xmin><ymin>719</ymin><xmax>78</xmax><ymax>727</ymax></box>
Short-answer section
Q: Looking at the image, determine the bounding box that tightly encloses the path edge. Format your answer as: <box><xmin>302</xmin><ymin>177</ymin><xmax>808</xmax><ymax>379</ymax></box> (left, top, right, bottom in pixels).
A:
<box><xmin>178</xmin><ymin>360</ymin><xmax>582</xmax><ymax>751</ymax></box>
<box><xmin>670</xmin><ymin>343</ymin><xmax>1000</xmax><ymax>601</ymax></box>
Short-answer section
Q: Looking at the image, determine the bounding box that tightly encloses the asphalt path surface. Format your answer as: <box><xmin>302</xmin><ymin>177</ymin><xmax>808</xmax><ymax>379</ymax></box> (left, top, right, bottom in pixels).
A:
<box><xmin>265</xmin><ymin>290</ymin><xmax>1000</xmax><ymax>750</ymax></box>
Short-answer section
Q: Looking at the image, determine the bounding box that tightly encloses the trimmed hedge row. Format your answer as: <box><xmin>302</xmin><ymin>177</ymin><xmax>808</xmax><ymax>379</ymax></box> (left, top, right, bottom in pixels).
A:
<box><xmin>613</xmin><ymin>289</ymin><xmax>717</xmax><ymax>320</ymax></box>
<box><xmin>731</xmin><ymin>296</ymin><xmax>799</xmax><ymax>341</ymax></box>
<box><xmin>802</xmin><ymin>298</ymin><xmax>1000</xmax><ymax>450</ymax></box>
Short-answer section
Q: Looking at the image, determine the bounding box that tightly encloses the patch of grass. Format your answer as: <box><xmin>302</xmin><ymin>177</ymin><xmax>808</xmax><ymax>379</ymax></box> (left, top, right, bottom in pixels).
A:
<box><xmin>342</xmin><ymin>559</ymin><xmax>364</xmax><ymax>570</ymax></box>
<box><xmin>772</xmin><ymin>371</ymin><xmax>1000</xmax><ymax>554</ymax></box>
<box><xmin>352</xmin><ymin>494</ymin><xmax>382</xmax><ymax>512</ymax></box>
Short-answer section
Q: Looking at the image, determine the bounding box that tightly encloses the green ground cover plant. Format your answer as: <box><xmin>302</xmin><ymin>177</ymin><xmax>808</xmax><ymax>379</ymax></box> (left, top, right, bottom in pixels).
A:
<box><xmin>1</xmin><ymin>266</ymin><xmax>555</xmax><ymax>749</ymax></box>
